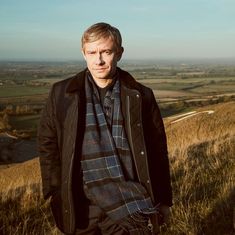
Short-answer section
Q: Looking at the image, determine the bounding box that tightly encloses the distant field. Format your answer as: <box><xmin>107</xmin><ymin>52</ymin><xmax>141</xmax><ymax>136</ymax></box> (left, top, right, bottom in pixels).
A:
<box><xmin>140</xmin><ymin>76</ymin><xmax>235</xmax><ymax>97</ymax></box>
<box><xmin>0</xmin><ymin>62</ymin><xmax>235</xmax><ymax>137</ymax></box>
<box><xmin>9</xmin><ymin>114</ymin><xmax>40</xmax><ymax>130</ymax></box>
<box><xmin>1</xmin><ymin>74</ymin><xmax>235</xmax><ymax>99</ymax></box>
<box><xmin>0</xmin><ymin>85</ymin><xmax>49</xmax><ymax>98</ymax></box>
<box><xmin>145</xmin><ymin>82</ymin><xmax>202</xmax><ymax>91</ymax></box>
<box><xmin>153</xmin><ymin>89</ymin><xmax>194</xmax><ymax>98</ymax></box>
<box><xmin>32</xmin><ymin>78</ymin><xmax>63</xmax><ymax>84</ymax></box>
<box><xmin>190</xmin><ymin>83</ymin><xmax>235</xmax><ymax>93</ymax></box>
<box><xmin>138</xmin><ymin>77</ymin><xmax>234</xmax><ymax>83</ymax></box>
<box><xmin>8</xmin><ymin>114</ymin><xmax>40</xmax><ymax>137</ymax></box>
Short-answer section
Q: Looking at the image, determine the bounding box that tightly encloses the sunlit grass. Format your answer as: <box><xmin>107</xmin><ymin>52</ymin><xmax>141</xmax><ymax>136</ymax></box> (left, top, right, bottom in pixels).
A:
<box><xmin>163</xmin><ymin>101</ymin><xmax>235</xmax><ymax>234</ymax></box>
<box><xmin>0</xmin><ymin>102</ymin><xmax>234</xmax><ymax>234</ymax></box>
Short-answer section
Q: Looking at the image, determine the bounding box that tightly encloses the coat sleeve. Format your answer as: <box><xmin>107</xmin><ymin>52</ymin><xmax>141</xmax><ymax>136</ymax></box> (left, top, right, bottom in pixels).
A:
<box><xmin>143</xmin><ymin>90</ymin><xmax>172</xmax><ymax>206</ymax></box>
<box><xmin>38</xmin><ymin>85</ymin><xmax>61</xmax><ymax>199</ymax></box>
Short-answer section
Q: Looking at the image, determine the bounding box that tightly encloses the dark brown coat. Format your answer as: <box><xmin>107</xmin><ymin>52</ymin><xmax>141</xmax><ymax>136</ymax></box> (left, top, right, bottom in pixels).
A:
<box><xmin>38</xmin><ymin>68</ymin><xmax>172</xmax><ymax>234</ymax></box>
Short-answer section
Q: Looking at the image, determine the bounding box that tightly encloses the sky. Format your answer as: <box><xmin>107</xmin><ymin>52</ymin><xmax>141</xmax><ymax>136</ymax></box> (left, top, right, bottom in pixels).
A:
<box><xmin>0</xmin><ymin>0</ymin><xmax>235</xmax><ymax>61</ymax></box>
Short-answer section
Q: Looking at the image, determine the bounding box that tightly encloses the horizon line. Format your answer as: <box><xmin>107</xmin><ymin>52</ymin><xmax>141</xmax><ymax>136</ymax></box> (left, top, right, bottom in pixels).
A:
<box><xmin>1</xmin><ymin>57</ymin><xmax>235</xmax><ymax>62</ymax></box>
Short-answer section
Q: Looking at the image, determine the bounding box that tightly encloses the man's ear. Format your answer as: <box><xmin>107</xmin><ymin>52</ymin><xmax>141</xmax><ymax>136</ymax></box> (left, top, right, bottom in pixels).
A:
<box><xmin>117</xmin><ymin>47</ymin><xmax>124</xmax><ymax>61</ymax></box>
<box><xmin>81</xmin><ymin>49</ymin><xmax>87</xmax><ymax>61</ymax></box>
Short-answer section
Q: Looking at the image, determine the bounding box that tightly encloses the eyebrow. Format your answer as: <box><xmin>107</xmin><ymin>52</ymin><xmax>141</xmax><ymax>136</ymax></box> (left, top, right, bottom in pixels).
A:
<box><xmin>86</xmin><ymin>49</ymin><xmax>113</xmax><ymax>53</ymax></box>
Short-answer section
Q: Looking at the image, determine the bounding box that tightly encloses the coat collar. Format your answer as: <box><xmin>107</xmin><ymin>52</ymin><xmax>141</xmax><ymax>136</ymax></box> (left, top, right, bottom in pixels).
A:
<box><xmin>66</xmin><ymin>69</ymin><xmax>87</xmax><ymax>93</ymax></box>
<box><xmin>66</xmin><ymin>67</ymin><xmax>142</xmax><ymax>94</ymax></box>
<box><xmin>118</xmin><ymin>67</ymin><xmax>142</xmax><ymax>92</ymax></box>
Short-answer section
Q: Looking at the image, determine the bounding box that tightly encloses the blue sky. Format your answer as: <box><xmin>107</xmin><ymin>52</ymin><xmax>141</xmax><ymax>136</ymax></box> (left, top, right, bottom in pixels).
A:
<box><xmin>0</xmin><ymin>0</ymin><xmax>235</xmax><ymax>60</ymax></box>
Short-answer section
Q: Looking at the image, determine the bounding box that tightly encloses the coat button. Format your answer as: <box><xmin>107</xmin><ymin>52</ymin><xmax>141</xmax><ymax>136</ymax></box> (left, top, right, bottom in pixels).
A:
<box><xmin>136</xmin><ymin>94</ymin><xmax>140</xmax><ymax>98</ymax></box>
<box><xmin>147</xmin><ymin>180</ymin><xmax>150</xmax><ymax>184</ymax></box>
<box><xmin>140</xmin><ymin>151</ymin><xmax>145</xmax><ymax>155</ymax></box>
<box><xmin>137</xmin><ymin>123</ymin><xmax>141</xmax><ymax>127</ymax></box>
<box><xmin>65</xmin><ymin>210</ymin><xmax>68</xmax><ymax>213</ymax></box>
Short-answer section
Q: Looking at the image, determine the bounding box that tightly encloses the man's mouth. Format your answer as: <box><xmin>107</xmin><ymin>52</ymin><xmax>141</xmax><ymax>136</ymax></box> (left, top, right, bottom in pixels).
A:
<box><xmin>94</xmin><ymin>68</ymin><xmax>107</xmax><ymax>72</ymax></box>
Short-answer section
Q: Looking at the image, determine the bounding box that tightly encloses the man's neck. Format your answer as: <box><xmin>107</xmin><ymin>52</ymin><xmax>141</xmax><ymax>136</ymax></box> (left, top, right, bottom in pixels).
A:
<box><xmin>93</xmin><ymin>78</ymin><xmax>113</xmax><ymax>88</ymax></box>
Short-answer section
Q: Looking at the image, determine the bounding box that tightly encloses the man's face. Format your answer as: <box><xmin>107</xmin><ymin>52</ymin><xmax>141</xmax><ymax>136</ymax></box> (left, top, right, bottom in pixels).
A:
<box><xmin>82</xmin><ymin>37</ymin><xmax>123</xmax><ymax>82</ymax></box>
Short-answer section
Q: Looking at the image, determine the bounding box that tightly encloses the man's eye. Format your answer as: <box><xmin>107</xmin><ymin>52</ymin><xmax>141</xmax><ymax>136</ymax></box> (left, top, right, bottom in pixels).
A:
<box><xmin>87</xmin><ymin>51</ymin><xmax>95</xmax><ymax>55</ymax></box>
<box><xmin>105</xmin><ymin>50</ymin><xmax>112</xmax><ymax>55</ymax></box>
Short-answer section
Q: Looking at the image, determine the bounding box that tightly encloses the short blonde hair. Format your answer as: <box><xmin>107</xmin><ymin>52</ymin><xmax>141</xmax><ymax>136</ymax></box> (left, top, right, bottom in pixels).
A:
<box><xmin>81</xmin><ymin>22</ymin><xmax>122</xmax><ymax>50</ymax></box>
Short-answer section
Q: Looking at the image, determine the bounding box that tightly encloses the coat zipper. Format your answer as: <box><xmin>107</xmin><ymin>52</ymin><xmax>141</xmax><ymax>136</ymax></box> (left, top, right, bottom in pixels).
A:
<box><xmin>126</xmin><ymin>93</ymin><xmax>155</xmax><ymax>203</ymax></box>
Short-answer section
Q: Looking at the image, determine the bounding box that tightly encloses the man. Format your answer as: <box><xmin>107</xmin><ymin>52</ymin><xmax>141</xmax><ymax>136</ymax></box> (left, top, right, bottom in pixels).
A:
<box><xmin>38</xmin><ymin>22</ymin><xmax>172</xmax><ymax>235</ymax></box>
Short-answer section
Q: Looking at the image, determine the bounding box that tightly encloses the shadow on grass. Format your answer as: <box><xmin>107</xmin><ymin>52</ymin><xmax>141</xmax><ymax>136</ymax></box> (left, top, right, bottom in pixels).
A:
<box><xmin>187</xmin><ymin>137</ymin><xmax>234</xmax><ymax>235</ymax></box>
<box><xmin>167</xmin><ymin>135</ymin><xmax>235</xmax><ymax>235</ymax></box>
<box><xmin>202</xmin><ymin>188</ymin><xmax>235</xmax><ymax>235</ymax></box>
<box><xmin>0</xmin><ymin>183</ymin><xmax>56</xmax><ymax>235</ymax></box>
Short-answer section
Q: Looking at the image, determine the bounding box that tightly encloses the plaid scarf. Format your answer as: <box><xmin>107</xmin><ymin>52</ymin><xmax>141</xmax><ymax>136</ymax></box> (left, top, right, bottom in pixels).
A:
<box><xmin>81</xmin><ymin>74</ymin><xmax>155</xmax><ymax>230</ymax></box>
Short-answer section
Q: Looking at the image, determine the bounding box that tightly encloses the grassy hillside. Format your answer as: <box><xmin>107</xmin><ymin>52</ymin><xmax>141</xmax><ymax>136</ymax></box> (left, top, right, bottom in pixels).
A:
<box><xmin>0</xmin><ymin>159</ymin><xmax>54</xmax><ymax>234</ymax></box>
<box><xmin>164</xmin><ymin>101</ymin><xmax>235</xmax><ymax>234</ymax></box>
<box><xmin>0</xmin><ymin>101</ymin><xmax>234</xmax><ymax>234</ymax></box>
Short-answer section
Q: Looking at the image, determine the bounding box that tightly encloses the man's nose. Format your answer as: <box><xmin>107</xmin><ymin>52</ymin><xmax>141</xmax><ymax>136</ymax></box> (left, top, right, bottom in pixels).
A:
<box><xmin>95</xmin><ymin>53</ymin><xmax>104</xmax><ymax>65</ymax></box>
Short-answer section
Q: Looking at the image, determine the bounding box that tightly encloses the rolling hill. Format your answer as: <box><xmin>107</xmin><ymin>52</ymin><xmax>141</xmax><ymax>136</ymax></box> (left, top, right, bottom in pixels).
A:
<box><xmin>0</xmin><ymin>101</ymin><xmax>234</xmax><ymax>234</ymax></box>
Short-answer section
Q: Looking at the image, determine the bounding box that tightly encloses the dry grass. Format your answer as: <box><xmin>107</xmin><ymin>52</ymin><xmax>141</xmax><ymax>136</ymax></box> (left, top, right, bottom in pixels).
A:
<box><xmin>163</xmin><ymin>101</ymin><xmax>235</xmax><ymax>235</ymax></box>
<box><xmin>0</xmin><ymin>159</ymin><xmax>59</xmax><ymax>234</ymax></box>
<box><xmin>0</xmin><ymin>101</ymin><xmax>234</xmax><ymax>234</ymax></box>
<box><xmin>0</xmin><ymin>158</ymin><xmax>41</xmax><ymax>190</ymax></box>
<box><xmin>0</xmin><ymin>184</ymin><xmax>57</xmax><ymax>235</ymax></box>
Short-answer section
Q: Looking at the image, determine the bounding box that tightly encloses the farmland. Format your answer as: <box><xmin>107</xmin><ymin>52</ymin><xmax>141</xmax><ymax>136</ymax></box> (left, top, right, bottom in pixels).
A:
<box><xmin>0</xmin><ymin>60</ymin><xmax>234</xmax><ymax>142</ymax></box>
<box><xmin>0</xmin><ymin>59</ymin><xmax>235</xmax><ymax>109</ymax></box>
<box><xmin>0</xmin><ymin>59</ymin><xmax>235</xmax><ymax>140</ymax></box>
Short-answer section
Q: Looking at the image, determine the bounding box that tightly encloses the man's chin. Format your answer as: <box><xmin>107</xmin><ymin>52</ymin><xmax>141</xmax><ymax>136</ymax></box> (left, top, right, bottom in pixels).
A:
<box><xmin>92</xmin><ymin>72</ymin><xmax>111</xmax><ymax>80</ymax></box>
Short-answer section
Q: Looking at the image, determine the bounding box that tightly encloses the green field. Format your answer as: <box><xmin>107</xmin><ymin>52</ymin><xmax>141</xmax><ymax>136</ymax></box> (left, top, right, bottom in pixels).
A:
<box><xmin>140</xmin><ymin>76</ymin><xmax>235</xmax><ymax>95</ymax></box>
<box><xmin>9</xmin><ymin>114</ymin><xmax>41</xmax><ymax>136</ymax></box>
<box><xmin>0</xmin><ymin>62</ymin><xmax>235</xmax><ymax>134</ymax></box>
<box><xmin>0</xmin><ymin>85</ymin><xmax>49</xmax><ymax>98</ymax></box>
